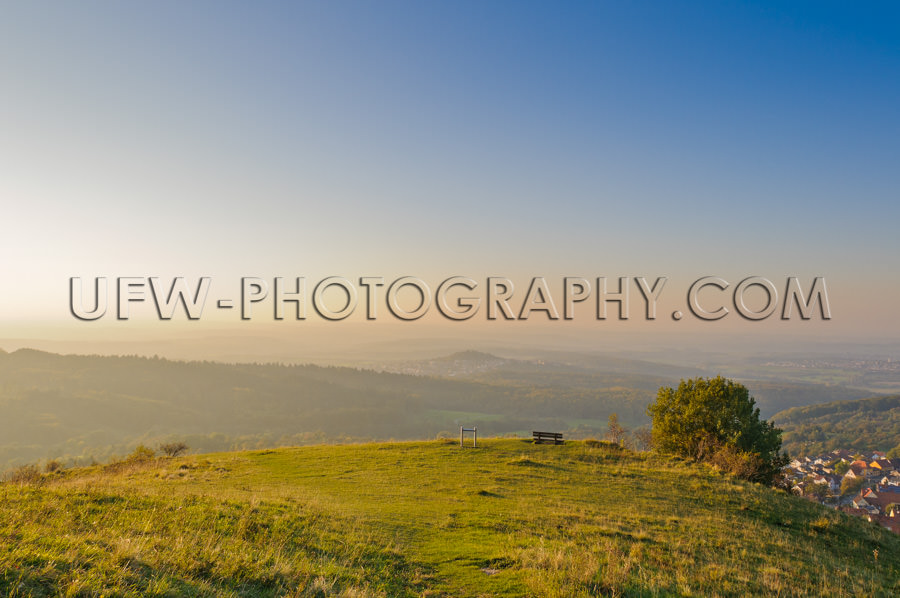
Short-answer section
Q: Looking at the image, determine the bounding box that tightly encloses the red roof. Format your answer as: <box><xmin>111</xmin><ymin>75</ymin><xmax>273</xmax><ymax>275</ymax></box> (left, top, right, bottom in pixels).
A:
<box><xmin>872</xmin><ymin>515</ymin><xmax>900</xmax><ymax>533</ymax></box>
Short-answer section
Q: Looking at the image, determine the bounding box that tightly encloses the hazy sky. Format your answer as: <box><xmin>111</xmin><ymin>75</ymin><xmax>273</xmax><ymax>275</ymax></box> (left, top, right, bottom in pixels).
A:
<box><xmin>1</xmin><ymin>2</ymin><xmax>898</xmax><ymax>350</ymax></box>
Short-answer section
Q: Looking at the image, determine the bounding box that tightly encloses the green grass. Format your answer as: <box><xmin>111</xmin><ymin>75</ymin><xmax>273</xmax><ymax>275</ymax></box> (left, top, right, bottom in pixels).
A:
<box><xmin>3</xmin><ymin>439</ymin><xmax>900</xmax><ymax>597</ymax></box>
<box><xmin>423</xmin><ymin>410</ymin><xmax>611</xmax><ymax>439</ymax></box>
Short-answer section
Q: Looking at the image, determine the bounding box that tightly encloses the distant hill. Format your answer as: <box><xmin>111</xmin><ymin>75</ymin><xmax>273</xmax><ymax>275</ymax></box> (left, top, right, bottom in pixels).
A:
<box><xmin>772</xmin><ymin>394</ymin><xmax>900</xmax><ymax>456</ymax></box>
<box><xmin>3</xmin><ymin>439</ymin><xmax>899</xmax><ymax>596</ymax></box>
<box><xmin>435</xmin><ymin>350</ymin><xmax>504</xmax><ymax>362</ymax></box>
<box><xmin>378</xmin><ymin>350</ymin><xmax>873</xmax><ymax>417</ymax></box>
<box><xmin>378</xmin><ymin>350</ymin><xmax>509</xmax><ymax>377</ymax></box>
<box><xmin>739</xmin><ymin>381</ymin><xmax>874</xmax><ymax>419</ymax></box>
<box><xmin>0</xmin><ymin>349</ymin><xmax>655</xmax><ymax>467</ymax></box>
<box><xmin>0</xmin><ymin>348</ymin><xmax>879</xmax><ymax>468</ymax></box>
<box><xmin>378</xmin><ymin>349</ymin><xmax>705</xmax><ymax>380</ymax></box>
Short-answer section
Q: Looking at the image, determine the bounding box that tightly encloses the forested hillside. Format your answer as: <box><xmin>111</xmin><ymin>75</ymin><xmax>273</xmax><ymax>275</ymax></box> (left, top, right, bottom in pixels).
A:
<box><xmin>0</xmin><ymin>349</ymin><xmax>654</xmax><ymax>467</ymax></box>
<box><xmin>773</xmin><ymin>395</ymin><xmax>900</xmax><ymax>456</ymax></box>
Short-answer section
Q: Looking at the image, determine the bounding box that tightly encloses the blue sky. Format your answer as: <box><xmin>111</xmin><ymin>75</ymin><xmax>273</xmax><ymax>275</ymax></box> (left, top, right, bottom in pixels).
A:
<box><xmin>1</xmin><ymin>2</ymin><xmax>898</xmax><ymax>343</ymax></box>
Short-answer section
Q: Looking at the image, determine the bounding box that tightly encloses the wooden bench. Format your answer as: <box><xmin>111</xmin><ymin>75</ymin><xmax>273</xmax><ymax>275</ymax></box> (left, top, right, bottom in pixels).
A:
<box><xmin>532</xmin><ymin>431</ymin><xmax>564</xmax><ymax>445</ymax></box>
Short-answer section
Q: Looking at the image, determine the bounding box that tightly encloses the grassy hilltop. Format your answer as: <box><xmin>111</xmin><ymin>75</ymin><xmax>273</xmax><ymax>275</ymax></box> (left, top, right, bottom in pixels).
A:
<box><xmin>2</xmin><ymin>439</ymin><xmax>900</xmax><ymax>597</ymax></box>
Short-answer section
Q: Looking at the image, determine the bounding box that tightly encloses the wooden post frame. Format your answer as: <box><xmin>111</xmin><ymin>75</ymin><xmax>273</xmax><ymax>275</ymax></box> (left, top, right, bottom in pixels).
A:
<box><xmin>459</xmin><ymin>426</ymin><xmax>477</xmax><ymax>447</ymax></box>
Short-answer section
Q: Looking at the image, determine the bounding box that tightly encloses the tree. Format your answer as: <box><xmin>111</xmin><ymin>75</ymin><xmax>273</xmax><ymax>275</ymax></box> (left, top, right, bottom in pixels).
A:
<box><xmin>806</xmin><ymin>481</ymin><xmax>830</xmax><ymax>500</ymax></box>
<box><xmin>647</xmin><ymin>376</ymin><xmax>787</xmax><ymax>485</ymax></box>
<box><xmin>841</xmin><ymin>475</ymin><xmax>865</xmax><ymax>496</ymax></box>
<box><xmin>632</xmin><ymin>426</ymin><xmax>653</xmax><ymax>452</ymax></box>
<box><xmin>834</xmin><ymin>461</ymin><xmax>850</xmax><ymax>476</ymax></box>
<box><xmin>159</xmin><ymin>441</ymin><xmax>189</xmax><ymax>457</ymax></box>
<box><xmin>605</xmin><ymin>413</ymin><xmax>627</xmax><ymax>446</ymax></box>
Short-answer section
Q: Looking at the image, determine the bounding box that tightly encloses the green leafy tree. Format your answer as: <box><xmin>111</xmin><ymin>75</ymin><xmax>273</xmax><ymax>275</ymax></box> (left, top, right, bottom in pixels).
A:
<box><xmin>647</xmin><ymin>376</ymin><xmax>787</xmax><ymax>485</ymax></box>
<box><xmin>834</xmin><ymin>461</ymin><xmax>850</xmax><ymax>475</ymax></box>
<box><xmin>806</xmin><ymin>481</ymin><xmax>830</xmax><ymax>500</ymax></box>
<box><xmin>841</xmin><ymin>475</ymin><xmax>865</xmax><ymax>496</ymax></box>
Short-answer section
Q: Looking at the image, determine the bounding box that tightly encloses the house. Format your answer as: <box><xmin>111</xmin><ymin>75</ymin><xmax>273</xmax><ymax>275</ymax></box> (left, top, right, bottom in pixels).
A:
<box><xmin>870</xmin><ymin>459</ymin><xmax>894</xmax><ymax>472</ymax></box>
<box><xmin>852</xmin><ymin>495</ymin><xmax>878</xmax><ymax>514</ymax></box>
<box><xmin>875</xmin><ymin>516</ymin><xmax>900</xmax><ymax>534</ymax></box>
<box><xmin>856</xmin><ymin>488</ymin><xmax>900</xmax><ymax>515</ymax></box>
<box><xmin>784</xmin><ymin>448</ymin><xmax>900</xmax><ymax>535</ymax></box>
<box><xmin>844</xmin><ymin>464</ymin><xmax>867</xmax><ymax>480</ymax></box>
<box><xmin>832</xmin><ymin>449</ymin><xmax>853</xmax><ymax>461</ymax></box>
<box><xmin>812</xmin><ymin>474</ymin><xmax>840</xmax><ymax>493</ymax></box>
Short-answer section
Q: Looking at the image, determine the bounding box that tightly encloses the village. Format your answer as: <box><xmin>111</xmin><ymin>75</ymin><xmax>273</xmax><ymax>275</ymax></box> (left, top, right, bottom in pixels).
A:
<box><xmin>785</xmin><ymin>449</ymin><xmax>900</xmax><ymax>533</ymax></box>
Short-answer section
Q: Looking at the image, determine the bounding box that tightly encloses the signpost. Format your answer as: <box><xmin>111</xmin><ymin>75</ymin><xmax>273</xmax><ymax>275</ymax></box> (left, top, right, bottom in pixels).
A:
<box><xmin>460</xmin><ymin>426</ymin><xmax>477</xmax><ymax>448</ymax></box>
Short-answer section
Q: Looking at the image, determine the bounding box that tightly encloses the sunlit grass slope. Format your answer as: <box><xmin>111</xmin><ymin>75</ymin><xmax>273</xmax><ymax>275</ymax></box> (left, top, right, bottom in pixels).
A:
<box><xmin>2</xmin><ymin>439</ymin><xmax>900</xmax><ymax>597</ymax></box>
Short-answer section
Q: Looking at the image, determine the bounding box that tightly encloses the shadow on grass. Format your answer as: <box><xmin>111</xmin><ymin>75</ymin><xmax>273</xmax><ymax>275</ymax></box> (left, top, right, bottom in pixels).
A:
<box><xmin>506</xmin><ymin>457</ymin><xmax>567</xmax><ymax>471</ymax></box>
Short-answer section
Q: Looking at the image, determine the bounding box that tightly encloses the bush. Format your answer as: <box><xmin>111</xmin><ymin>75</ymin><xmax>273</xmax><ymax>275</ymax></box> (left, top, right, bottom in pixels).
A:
<box><xmin>706</xmin><ymin>441</ymin><xmax>765</xmax><ymax>479</ymax></box>
<box><xmin>648</xmin><ymin>376</ymin><xmax>788</xmax><ymax>485</ymax></box>
<box><xmin>583</xmin><ymin>439</ymin><xmax>621</xmax><ymax>450</ymax></box>
<box><xmin>632</xmin><ymin>427</ymin><xmax>653</xmax><ymax>452</ymax></box>
<box><xmin>4</xmin><ymin>463</ymin><xmax>42</xmax><ymax>485</ymax></box>
<box><xmin>44</xmin><ymin>459</ymin><xmax>63</xmax><ymax>473</ymax></box>
<box><xmin>127</xmin><ymin>445</ymin><xmax>156</xmax><ymax>463</ymax></box>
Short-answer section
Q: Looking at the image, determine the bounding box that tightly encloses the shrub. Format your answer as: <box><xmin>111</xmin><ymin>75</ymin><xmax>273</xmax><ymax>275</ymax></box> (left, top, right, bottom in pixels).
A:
<box><xmin>583</xmin><ymin>439</ymin><xmax>622</xmax><ymax>451</ymax></box>
<box><xmin>127</xmin><ymin>445</ymin><xmax>156</xmax><ymax>463</ymax></box>
<box><xmin>632</xmin><ymin>427</ymin><xmax>653</xmax><ymax>452</ymax></box>
<box><xmin>4</xmin><ymin>463</ymin><xmax>42</xmax><ymax>485</ymax></box>
<box><xmin>648</xmin><ymin>376</ymin><xmax>788</xmax><ymax>485</ymax></box>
